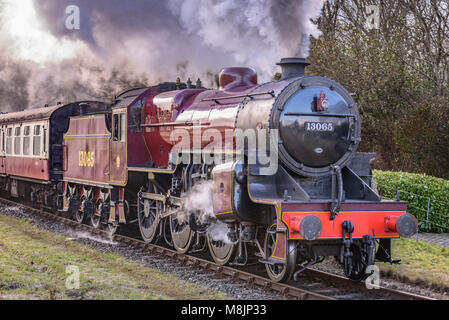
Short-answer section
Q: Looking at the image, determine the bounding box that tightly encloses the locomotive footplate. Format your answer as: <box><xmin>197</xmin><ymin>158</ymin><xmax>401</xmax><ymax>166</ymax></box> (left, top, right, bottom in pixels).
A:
<box><xmin>277</xmin><ymin>201</ymin><xmax>416</xmax><ymax>281</ymax></box>
<box><xmin>281</xmin><ymin>201</ymin><xmax>416</xmax><ymax>240</ymax></box>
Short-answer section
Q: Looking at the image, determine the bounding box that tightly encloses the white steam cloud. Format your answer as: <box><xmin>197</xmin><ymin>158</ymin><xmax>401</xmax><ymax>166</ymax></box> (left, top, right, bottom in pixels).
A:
<box><xmin>182</xmin><ymin>180</ymin><xmax>235</xmax><ymax>244</ymax></box>
<box><xmin>167</xmin><ymin>0</ymin><xmax>324</xmax><ymax>73</ymax></box>
<box><xmin>183</xmin><ymin>181</ymin><xmax>215</xmax><ymax>223</ymax></box>
<box><xmin>0</xmin><ymin>0</ymin><xmax>324</xmax><ymax>111</ymax></box>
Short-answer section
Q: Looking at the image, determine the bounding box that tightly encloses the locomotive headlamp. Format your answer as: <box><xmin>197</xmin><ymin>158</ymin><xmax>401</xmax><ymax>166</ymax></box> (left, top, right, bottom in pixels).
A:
<box><xmin>291</xmin><ymin>215</ymin><xmax>322</xmax><ymax>240</ymax></box>
<box><xmin>385</xmin><ymin>214</ymin><xmax>418</xmax><ymax>238</ymax></box>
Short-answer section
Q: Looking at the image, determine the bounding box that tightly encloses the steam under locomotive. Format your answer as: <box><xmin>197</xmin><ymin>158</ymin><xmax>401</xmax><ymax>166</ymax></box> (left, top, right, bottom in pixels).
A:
<box><xmin>0</xmin><ymin>58</ymin><xmax>417</xmax><ymax>283</ymax></box>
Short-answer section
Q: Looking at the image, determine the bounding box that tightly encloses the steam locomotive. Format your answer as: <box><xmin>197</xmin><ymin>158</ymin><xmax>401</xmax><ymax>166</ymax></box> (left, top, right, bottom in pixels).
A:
<box><xmin>0</xmin><ymin>58</ymin><xmax>417</xmax><ymax>282</ymax></box>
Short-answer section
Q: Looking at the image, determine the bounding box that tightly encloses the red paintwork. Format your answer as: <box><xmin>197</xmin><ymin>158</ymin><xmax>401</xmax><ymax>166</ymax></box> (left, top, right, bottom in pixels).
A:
<box><xmin>126</xmin><ymin>89</ymin><xmax>158</xmax><ymax>167</ymax></box>
<box><xmin>0</xmin><ymin>156</ymin><xmax>5</xmax><ymax>175</ymax></box>
<box><xmin>143</xmin><ymin>68</ymin><xmax>260</xmax><ymax>168</ymax></box>
<box><xmin>4</xmin><ymin>156</ymin><xmax>49</xmax><ymax>181</ymax></box>
<box><xmin>142</xmin><ymin>90</ymin><xmax>187</xmax><ymax>168</ymax></box>
<box><xmin>218</xmin><ymin>67</ymin><xmax>258</xmax><ymax>90</ymax></box>
<box><xmin>281</xmin><ymin>202</ymin><xmax>407</xmax><ymax>239</ymax></box>
<box><xmin>63</xmin><ymin>115</ymin><xmax>110</xmax><ymax>186</ymax></box>
<box><xmin>385</xmin><ymin>215</ymin><xmax>399</xmax><ymax>232</ymax></box>
<box><xmin>110</xmin><ymin>110</ymin><xmax>127</xmax><ymax>185</ymax></box>
<box><xmin>317</xmin><ymin>91</ymin><xmax>329</xmax><ymax>111</ymax></box>
<box><xmin>141</xmin><ymin>69</ymin><xmax>304</xmax><ymax>170</ymax></box>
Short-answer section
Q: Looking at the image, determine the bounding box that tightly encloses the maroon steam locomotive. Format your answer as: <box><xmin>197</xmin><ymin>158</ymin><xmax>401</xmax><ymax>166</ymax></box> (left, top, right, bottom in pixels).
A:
<box><xmin>0</xmin><ymin>58</ymin><xmax>417</xmax><ymax>282</ymax></box>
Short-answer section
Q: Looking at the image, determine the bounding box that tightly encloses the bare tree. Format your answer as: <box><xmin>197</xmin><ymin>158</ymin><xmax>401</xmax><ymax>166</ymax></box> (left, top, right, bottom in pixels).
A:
<box><xmin>309</xmin><ymin>0</ymin><xmax>449</xmax><ymax>177</ymax></box>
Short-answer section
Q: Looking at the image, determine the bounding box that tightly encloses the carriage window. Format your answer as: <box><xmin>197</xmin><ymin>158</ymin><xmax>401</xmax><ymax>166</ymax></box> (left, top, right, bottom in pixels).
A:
<box><xmin>33</xmin><ymin>125</ymin><xmax>41</xmax><ymax>156</ymax></box>
<box><xmin>0</xmin><ymin>128</ymin><xmax>4</xmax><ymax>154</ymax></box>
<box><xmin>23</xmin><ymin>126</ymin><xmax>30</xmax><ymax>155</ymax></box>
<box><xmin>6</xmin><ymin>128</ymin><xmax>12</xmax><ymax>155</ymax></box>
<box><xmin>14</xmin><ymin>127</ymin><xmax>21</xmax><ymax>155</ymax></box>
<box><xmin>43</xmin><ymin>128</ymin><xmax>47</xmax><ymax>156</ymax></box>
<box><xmin>0</xmin><ymin>129</ymin><xmax>3</xmax><ymax>153</ymax></box>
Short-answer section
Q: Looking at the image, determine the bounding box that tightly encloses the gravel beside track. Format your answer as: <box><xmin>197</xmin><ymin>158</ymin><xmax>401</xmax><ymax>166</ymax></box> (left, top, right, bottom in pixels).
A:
<box><xmin>0</xmin><ymin>203</ymin><xmax>291</xmax><ymax>300</ymax></box>
<box><xmin>310</xmin><ymin>252</ymin><xmax>448</xmax><ymax>300</ymax></box>
<box><xmin>0</xmin><ymin>201</ymin><xmax>442</xmax><ymax>300</ymax></box>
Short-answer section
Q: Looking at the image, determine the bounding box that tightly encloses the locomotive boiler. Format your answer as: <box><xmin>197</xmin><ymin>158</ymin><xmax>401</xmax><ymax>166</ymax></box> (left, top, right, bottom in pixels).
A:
<box><xmin>0</xmin><ymin>57</ymin><xmax>418</xmax><ymax>283</ymax></box>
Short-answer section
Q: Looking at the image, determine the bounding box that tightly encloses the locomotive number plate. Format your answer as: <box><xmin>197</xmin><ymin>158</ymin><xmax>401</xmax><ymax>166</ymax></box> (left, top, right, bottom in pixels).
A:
<box><xmin>305</xmin><ymin>122</ymin><xmax>334</xmax><ymax>132</ymax></box>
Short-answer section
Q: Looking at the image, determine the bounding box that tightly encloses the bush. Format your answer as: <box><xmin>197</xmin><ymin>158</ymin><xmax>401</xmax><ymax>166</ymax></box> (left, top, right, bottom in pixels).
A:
<box><xmin>373</xmin><ymin>170</ymin><xmax>449</xmax><ymax>233</ymax></box>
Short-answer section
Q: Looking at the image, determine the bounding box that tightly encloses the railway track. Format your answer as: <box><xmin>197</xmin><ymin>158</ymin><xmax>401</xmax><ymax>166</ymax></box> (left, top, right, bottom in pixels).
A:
<box><xmin>0</xmin><ymin>197</ymin><xmax>435</xmax><ymax>301</ymax></box>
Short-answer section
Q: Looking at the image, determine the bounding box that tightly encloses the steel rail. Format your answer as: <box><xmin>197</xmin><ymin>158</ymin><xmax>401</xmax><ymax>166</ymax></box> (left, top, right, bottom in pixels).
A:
<box><xmin>301</xmin><ymin>269</ymin><xmax>434</xmax><ymax>300</ymax></box>
<box><xmin>0</xmin><ymin>197</ymin><xmax>330</xmax><ymax>300</ymax></box>
<box><xmin>0</xmin><ymin>197</ymin><xmax>435</xmax><ymax>300</ymax></box>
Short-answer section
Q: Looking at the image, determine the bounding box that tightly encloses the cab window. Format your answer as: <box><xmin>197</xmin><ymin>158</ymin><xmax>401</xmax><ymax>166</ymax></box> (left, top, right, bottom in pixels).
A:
<box><xmin>113</xmin><ymin>113</ymin><xmax>126</xmax><ymax>142</ymax></box>
<box><xmin>120</xmin><ymin>114</ymin><xmax>126</xmax><ymax>142</ymax></box>
<box><xmin>129</xmin><ymin>100</ymin><xmax>143</xmax><ymax>132</ymax></box>
<box><xmin>113</xmin><ymin>114</ymin><xmax>119</xmax><ymax>141</ymax></box>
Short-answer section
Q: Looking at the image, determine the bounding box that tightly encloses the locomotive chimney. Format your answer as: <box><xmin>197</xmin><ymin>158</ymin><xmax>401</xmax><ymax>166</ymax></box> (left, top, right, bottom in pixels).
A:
<box><xmin>277</xmin><ymin>57</ymin><xmax>310</xmax><ymax>80</ymax></box>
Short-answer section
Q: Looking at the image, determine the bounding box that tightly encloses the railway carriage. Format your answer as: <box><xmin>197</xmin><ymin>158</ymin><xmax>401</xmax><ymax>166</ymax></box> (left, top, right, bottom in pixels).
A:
<box><xmin>0</xmin><ymin>102</ymin><xmax>107</xmax><ymax>206</ymax></box>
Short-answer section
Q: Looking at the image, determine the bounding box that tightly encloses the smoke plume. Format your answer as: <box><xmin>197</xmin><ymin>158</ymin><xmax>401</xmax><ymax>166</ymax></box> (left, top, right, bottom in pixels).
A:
<box><xmin>0</xmin><ymin>0</ymin><xmax>323</xmax><ymax>111</ymax></box>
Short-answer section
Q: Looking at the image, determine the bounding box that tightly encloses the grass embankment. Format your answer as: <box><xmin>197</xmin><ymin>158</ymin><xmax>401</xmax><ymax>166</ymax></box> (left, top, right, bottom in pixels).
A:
<box><xmin>0</xmin><ymin>214</ymin><xmax>226</xmax><ymax>300</ymax></box>
<box><xmin>379</xmin><ymin>237</ymin><xmax>449</xmax><ymax>291</ymax></box>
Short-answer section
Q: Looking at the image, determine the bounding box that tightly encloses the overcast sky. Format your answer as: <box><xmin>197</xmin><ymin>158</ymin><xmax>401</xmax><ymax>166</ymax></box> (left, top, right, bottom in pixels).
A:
<box><xmin>0</xmin><ymin>0</ymin><xmax>324</xmax><ymax>110</ymax></box>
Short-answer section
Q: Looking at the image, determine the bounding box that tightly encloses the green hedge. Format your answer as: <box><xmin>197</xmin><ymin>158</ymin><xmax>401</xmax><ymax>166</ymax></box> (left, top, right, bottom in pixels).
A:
<box><xmin>373</xmin><ymin>170</ymin><xmax>449</xmax><ymax>233</ymax></box>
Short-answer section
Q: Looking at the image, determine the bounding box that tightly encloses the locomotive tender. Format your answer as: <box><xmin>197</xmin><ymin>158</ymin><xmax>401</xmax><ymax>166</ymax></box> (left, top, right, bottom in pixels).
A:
<box><xmin>0</xmin><ymin>58</ymin><xmax>417</xmax><ymax>282</ymax></box>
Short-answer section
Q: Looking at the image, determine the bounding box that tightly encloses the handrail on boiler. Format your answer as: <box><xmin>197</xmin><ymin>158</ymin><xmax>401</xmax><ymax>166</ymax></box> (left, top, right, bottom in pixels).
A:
<box><xmin>201</xmin><ymin>90</ymin><xmax>275</xmax><ymax>104</ymax></box>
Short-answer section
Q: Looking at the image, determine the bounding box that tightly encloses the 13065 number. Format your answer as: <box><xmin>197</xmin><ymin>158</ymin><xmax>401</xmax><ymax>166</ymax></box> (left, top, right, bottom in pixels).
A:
<box><xmin>305</xmin><ymin>122</ymin><xmax>334</xmax><ymax>132</ymax></box>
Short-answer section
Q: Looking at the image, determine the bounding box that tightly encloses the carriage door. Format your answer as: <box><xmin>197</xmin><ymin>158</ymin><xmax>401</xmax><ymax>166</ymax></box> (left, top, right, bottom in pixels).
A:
<box><xmin>110</xmin><ymin>109</ymin><xmax>127</xmax><ymax>185</ymax></box>
<box><xmin>0</xmin><ymin>126</ymin><xmax>5</xmax><ymax>175</ymax></box>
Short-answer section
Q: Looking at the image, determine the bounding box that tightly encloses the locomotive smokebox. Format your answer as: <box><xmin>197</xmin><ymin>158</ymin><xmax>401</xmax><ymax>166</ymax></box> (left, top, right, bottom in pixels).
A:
<box><xmin>277</xmin><ymin>57</ymin><xmax>310</xmax><ymax>79</ymax></box>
